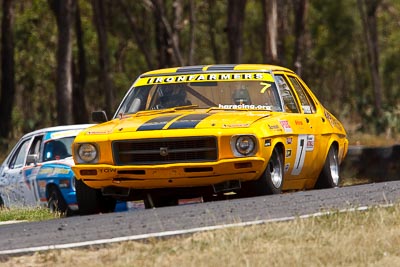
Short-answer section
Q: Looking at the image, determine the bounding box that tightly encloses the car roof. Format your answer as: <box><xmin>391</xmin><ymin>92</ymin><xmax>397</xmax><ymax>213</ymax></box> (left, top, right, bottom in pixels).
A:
<box><xmin>140</xmin><ymin>64</ymin><xmax>295</xmax><ymax>77</ymax></box>
<box><xmin>20</xmin><ymin>124</ymin><xmax>95</xmax><ymax>140</ymax></box>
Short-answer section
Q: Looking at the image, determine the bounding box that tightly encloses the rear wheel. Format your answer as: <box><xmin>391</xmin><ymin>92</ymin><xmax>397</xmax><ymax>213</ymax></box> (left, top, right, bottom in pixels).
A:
<box><xmin>47</xmin><ymin>186</ymin><xmax>68</xmax><ymax>215</ymax></box>
<box><xmin>241</xmin><ymin>146</ymin><xmax>284</xmax><ymax>196</ymax></box>
<box><xmin>75</xmin><ymin>178</ymin><xmax>116</xmax><ymax>215</ymax></box>
<box><xmin>315</xmin><ymin>145</ymin><xmax>340</xmax><ymax>189</ymax></box>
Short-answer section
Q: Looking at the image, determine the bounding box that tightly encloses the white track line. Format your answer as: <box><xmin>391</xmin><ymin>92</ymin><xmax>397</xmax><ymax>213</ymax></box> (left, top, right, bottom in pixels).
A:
<box><xmin>0</xmin><ymin>220</ymin><xmax>27</xmax><ymax>226</ymax></box>
<box><xmin>0</xmin><ymin>203</ymin><xmax>394</xmax><ymax>256</ymax></box>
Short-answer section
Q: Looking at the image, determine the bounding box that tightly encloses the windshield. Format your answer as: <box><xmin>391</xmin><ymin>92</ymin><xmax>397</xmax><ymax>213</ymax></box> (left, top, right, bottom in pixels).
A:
<box><xmin>43</xmin><ymin>136</ymin><xmax>75</xmax><ymax>161</ymax></box>
<box><xmin>115</xmin><ymin>77</ymin><xmax>283</xmax><ymax>117</ymax></box>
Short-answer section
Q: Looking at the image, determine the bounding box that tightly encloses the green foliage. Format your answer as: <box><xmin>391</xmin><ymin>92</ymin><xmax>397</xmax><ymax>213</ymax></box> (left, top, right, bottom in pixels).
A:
<box><xmin>13</xmin><ymin>2</ymin><xmax>57</xmax><ymax>137</ymax></box>
<box><xmin>0</xmin><ymin>206</ymin><xmax>59</xmax><ymax>222</ymax></box>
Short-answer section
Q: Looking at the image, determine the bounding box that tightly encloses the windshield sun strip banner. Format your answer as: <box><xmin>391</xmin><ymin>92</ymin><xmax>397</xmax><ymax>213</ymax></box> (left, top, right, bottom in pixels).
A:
<box><xmin>133</xmin><ymin>73</ymin><xmax>274</xmax><ymax>87</ymax></box>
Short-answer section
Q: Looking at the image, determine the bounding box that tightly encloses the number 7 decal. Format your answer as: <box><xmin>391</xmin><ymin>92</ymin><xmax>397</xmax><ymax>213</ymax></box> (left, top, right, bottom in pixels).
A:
<box><xmin>291</xmin><ymin>135</ymin><xmax>307</xmax><ymax>175</ymax></box>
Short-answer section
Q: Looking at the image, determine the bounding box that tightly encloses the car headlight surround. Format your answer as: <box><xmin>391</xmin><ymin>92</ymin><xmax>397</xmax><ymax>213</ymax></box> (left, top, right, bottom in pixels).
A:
<box><xmin>231</xmin><ymin>135</ymin><xmax>257</xmax><ymax>157</ymax></box>
<box><xmin>77</xmin><ymin>143</ymin><xmax>98</xmax><ymax>163</ymax></box>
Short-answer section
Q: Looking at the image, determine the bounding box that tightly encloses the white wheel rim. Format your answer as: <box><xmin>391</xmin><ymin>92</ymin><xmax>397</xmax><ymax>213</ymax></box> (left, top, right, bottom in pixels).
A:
<box><xmin>269</xmin><ymin>150</ymin><xmax>283</xmax><ymax>188</ymax></box>
<box><xmin>329</xmin><ymin>150</ymin><xmax>339</xmax><ymax>186</ymax></box>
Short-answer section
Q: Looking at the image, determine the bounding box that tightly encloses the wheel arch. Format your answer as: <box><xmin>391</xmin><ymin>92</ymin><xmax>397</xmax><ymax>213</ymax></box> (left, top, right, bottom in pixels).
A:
<box><xmin>326</xmin><ymin>139</ymin><xmax>339</xmax><ymax>161</ymax></box>
<box><xmin>45</xmin><ymin>183</ymin><xmax>59</xmax><ymax>200</ymax></box>
<box><xmin>330</xmin><ymin>140</ymin><xmax>339</xmax><ymax>153</ymax></box>
<box><xmin>274</xmin><ymin>141</ymin><xmax>285</xmax><ymax>159</ymax></box>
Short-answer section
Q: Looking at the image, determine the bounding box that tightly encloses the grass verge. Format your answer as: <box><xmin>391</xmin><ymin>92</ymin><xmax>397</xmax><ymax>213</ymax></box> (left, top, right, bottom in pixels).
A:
<box><xmin>0</xmin><ymin>207</ymin><xmax>59</xmax><ymax>223</ymax></box>
<box><xmin>1</xmin><ymin>204</ymin><xmax>400</xmax><ymax>266</ymax></box>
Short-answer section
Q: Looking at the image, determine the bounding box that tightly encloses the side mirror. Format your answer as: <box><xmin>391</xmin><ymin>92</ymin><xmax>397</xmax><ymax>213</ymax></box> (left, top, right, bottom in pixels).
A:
<box><xmin>92</xmin><ymin>111</ymin><xmax>108</xmax><ymax>123</ymax></box>
<box><xmin>26</xmin><ymin>154</ymin><xmax>39</xmax><ymax>166</ymax></box>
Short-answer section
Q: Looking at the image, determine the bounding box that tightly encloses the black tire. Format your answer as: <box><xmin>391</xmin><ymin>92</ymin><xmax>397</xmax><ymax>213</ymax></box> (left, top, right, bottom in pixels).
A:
<box><xmin>47</xmin><ymin>186</ymin><xmax>69</xmax><ymax>215</ymax></box>
<box><xmin>75</xmin><ymin>178</ymin><xmax>116</xmax><ymax>215</ymax></box>
<box><xmin>315</xmin><ymin>145</ymin><xmax>340</xmax><ymax>189</ymax></box>
<box><xmin>202</xmin><ymin>194</ymin><xmax>223</xmax><ymax>203</ymax></box>
<box><xmin>143</xmin><ymin>194</ymin><xmax>179</xmax><ymax>209</ymax></box>
<box><xmin>0</xmin><ymin>195</ymin><xmax>4</xmax><ymax>209</ymax></box>
<box><xmin>241</xmin><ymin>146</ymin><xmax>284</xmax><ymax>196</ymax></box>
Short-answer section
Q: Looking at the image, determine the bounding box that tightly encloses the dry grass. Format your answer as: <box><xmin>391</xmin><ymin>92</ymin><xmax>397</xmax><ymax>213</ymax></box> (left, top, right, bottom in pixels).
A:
<box><xmin>347</xmin><ymin>132</ymin><xmax>399</xmax><ymax>146</ymax></box>
<box><xmin>2</xmin><ymin>204</ymin><xmax>400</xmax><ymax>267</ymax></box>
<box><xmin>342</xmin><ymin>119</ymin><xmax>399</xmax><ymax>147</ymax></box>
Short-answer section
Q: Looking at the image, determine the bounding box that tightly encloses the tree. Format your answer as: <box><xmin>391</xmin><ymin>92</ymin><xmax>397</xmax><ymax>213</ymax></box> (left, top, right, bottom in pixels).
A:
<box><xmin>73</xmin><ymin>2</ymin><xmax>89</xmax><ymax>124</ymax></box>
<box><xmin>227</xmin><ymin>0</ymin><xmax>247</xmax><ymax>63</ymax></box>
<box><xmin>151</xmin><ymin>0</ymin><xmax>184</xmax><ymax>67</ymax></box>
<box><xmin>92</xmin><ymin>0</ymin><xmax>115</xmax><ymax>116</ymax></box>
<box><xmin>118</xmin><ymin>0</ymin><xmax>155</xmax><ymax>70</ymax></box>
<box><xmin>261</xmin><ymin>0</ymin><xmax>279</xmax><ymax>64</ymax></box>
<box><xmin>357</xmin><ymin>0</ymin><xmax>383</xmax><ymax>118</ymax></box>
<box><xmin>49</xmin><ymin>0</ymin><xmax>75</xmax><ymax>125</ymax></box>
<box><xmin>293</xmin><ymin>0</ymin><xmax>308</xmax><ymax>76</ymax></box>
<box><xmin>0</xmin><ymin>0</ymin><xmax>15</xmax><ymax>139</ymax></box>
<box><xmin>187</xmin><ymin>0</ymin><xmax>196</xmax><ymax>65</ymax></box>
<box><xmin>205</xmin><ymin>0</ymin><xmax>220</xmax><ymax>63</ymax></box>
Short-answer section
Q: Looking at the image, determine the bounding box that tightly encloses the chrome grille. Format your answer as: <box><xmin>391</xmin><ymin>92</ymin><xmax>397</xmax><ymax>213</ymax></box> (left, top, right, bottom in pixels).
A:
<box><xmin>112</xmin><ymin>137</ymin><xmax>218</xmax><ymax>165</ymax></box>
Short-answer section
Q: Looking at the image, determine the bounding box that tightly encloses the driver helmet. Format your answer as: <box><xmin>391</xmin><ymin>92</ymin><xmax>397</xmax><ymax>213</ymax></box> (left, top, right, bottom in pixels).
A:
<box><xmin>232</xmin><ymin>86</ymin><xmax>251</xmax><ymax>105</ymax></box>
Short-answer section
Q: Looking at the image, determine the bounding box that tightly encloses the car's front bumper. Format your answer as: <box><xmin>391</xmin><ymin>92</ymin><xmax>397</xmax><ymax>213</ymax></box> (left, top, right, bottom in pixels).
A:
<box><xmin>72</xmin><ymin>157</ymin><xmax>266</xmax><ymax>189</ymax></box>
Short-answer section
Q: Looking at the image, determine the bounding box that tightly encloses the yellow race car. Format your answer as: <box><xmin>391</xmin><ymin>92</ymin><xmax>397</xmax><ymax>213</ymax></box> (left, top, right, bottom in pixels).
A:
<box><xmin>72</xmin><ymin>64</ymin><xmax>348</xmax><ymax>214</ymax></box>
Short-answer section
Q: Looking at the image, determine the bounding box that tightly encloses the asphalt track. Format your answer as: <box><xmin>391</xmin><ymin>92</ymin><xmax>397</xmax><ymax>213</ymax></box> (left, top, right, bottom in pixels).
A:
<box><xmin>1</xmin><ymin>180</ymin><xmax>400</xmax><ymax>256</ymax></box>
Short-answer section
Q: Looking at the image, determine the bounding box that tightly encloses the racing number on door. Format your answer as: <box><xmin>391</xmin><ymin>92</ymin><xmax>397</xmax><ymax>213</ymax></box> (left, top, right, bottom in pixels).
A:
<box><xmin>291</xmin><ymin>135</ymin><xmax>307</xmax><ymax>175</ymax></box>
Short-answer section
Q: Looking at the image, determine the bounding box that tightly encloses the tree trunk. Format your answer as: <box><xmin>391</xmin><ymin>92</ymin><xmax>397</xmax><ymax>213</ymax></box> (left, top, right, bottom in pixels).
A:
<box><xmin>293</xmin><ymin>0</ymin><xmax>308</xmax><ymax>76</ymax></box>
<box><xmin>188</xmin><ymin>0</ymin><xmax>196</xmax><ymax>65</ymax></box>
<box><xmin>207</xmin><ymin>0</ymin><xmax>220</xmax><ymax>63</ymax></box>
<box><xmin>73</xmin><ymin>2</ymin><xmax>89</xmax><ymax>124</ymax></box>
<box><xmin>262</xmin><ymin>0</ymin><xmax>278</xmax><ymax>64</ymax></box>
<box><xmin>0</xmin><ymin>0</ymin><xmax>15</xmax><ymax>139</ymax></box>
<box><xmin>227</xmin><ymin>0</ymin><xmax>247</xmax><ymax>63</ymax></box>
<box><xmin>152</xmin><ymin>0</ymin><xmax>168</xmax><ymax>68</ymax></box>
<box><xmin>277</xmin><ymin>0</ymin><xmax>288</xmax><ymax>65</ymax></box>
<box><xmin>118</xmin><ymin>0</ymin><xmax>154</xmax><ymax>70</ymax></box>
<box><xmin>151</xmin><ymin>0</ymin><xmax>184</xmax><ymax>67</ymax></box>
<box><xmin>172</xmin><ymin>0</ymin><xmax>183</xmax><ymax>65</ymax></box>
<box><xmin>357</xmin><ymin>0</ymin><xmax>383</xmax><ymax>117</ymax></box>
<box><xmin>92</xmin><ymin>0</ymin><xmax>115</xmax><ymax>116</ymax></box>
<box><xmin>49</xmin><ymin>0</ymin><xmax>75</xmax><ymax>125</ymax></box>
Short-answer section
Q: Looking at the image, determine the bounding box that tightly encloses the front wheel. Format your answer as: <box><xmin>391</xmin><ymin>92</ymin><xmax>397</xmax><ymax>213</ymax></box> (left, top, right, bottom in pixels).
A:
<box><xmin>0</xmin><ymin>195</ymin><xmax>4</xmax><ymax>209</ymax></box>
<box><xmin>48</xmin><ymin>187</ymin><xmax>69</xmax><ymax>215</ymax></box>
<box><xmin>315</xmin><ymin>145</ymin><xmax>340</xmax><ymax>189</ymax></box>
<box><xmin>75</xmin><ymin>178</ymin><xmax>116</xmax><ymax>215</ymax></box>
<box><xmin>241</xmin><ymin>146</ymin><xmax>284</xmax><ymax>196</ymax></box>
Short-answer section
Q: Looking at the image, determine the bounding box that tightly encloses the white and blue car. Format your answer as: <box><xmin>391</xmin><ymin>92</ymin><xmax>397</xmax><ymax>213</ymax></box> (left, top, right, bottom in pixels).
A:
<box><xmin>0</xmin><ymin>124</ymin><xmax>95</xmax><ymax>215</ymax></box>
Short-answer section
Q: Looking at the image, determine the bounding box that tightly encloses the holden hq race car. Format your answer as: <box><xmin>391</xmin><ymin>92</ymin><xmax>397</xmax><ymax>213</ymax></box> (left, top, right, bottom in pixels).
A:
<box><xmin>72</xmin><ymin>64</ymin><xmax>348</xmax><ymax>215</ymax></box>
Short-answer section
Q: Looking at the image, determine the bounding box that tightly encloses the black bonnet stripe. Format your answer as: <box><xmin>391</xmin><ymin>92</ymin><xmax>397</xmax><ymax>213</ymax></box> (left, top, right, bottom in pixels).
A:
<box><xmin>168</xmin><ymin>114</ymin><xmax>210</xmax><ymax>129</ymax></box>
<box><xmin>176</xmin><ymin>66</ymin><xmax>206</xmax><ymax>73</ymax></box>
<box><xmin>137</xmin><ymin>115</ymin><xmax>180</xmax><ymax>131</ymax></box>
<box><xmin>206</xmin><ymin>64</ymin><xmax>237</xmax><ymax>71</ymax></box>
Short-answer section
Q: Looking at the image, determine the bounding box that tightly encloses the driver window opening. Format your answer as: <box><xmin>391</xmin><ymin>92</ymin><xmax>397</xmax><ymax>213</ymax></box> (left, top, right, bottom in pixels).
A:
<box><xmin>275</xmin><ymin>75</ymin><xmax>300</xmax><ymax>113</ymax></box>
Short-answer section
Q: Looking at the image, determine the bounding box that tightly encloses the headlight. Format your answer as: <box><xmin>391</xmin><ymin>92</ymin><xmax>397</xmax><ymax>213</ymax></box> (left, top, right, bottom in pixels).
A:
<box><xmin>77</xmin><ymin>143</ymin><xmax>98</xmax><ymax>163</ymax></box>
<box><xmin>232</xmin><ymin>135</ymin><xmax>257</xmax><ymax>156</ymax></box>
